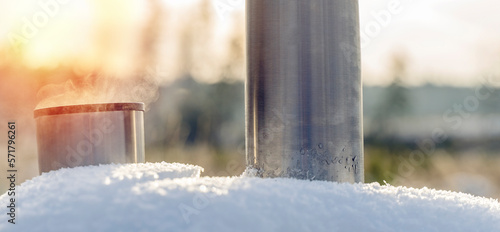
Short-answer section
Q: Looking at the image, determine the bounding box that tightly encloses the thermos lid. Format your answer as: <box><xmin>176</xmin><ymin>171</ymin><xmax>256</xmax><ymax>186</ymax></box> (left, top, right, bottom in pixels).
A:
<box><xmin>34</xmin><ymin>102</ymin><xmax>145</xmax><ymax>118</ymax></box>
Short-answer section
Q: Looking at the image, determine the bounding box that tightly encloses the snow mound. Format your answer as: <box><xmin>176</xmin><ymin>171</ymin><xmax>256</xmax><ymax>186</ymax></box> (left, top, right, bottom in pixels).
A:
<box><xmin>1</xmin><ymin>162</ymin><xmax>499</xmax><ymax>232</ymax></box>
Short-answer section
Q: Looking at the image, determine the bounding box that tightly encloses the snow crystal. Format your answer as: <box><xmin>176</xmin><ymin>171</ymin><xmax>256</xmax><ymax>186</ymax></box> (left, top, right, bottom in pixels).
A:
<box><xmin>1</xmin><ymin>162</ymin><xmax>499</xmax><ymax>232</ymax></box>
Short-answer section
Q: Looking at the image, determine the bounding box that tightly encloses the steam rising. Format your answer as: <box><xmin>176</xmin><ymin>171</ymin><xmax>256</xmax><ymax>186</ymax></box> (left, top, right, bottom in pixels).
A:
<box><xmin>36</xmin><ymin>71</ymin><xmax>159</xmax><ymax>110</ymax></box>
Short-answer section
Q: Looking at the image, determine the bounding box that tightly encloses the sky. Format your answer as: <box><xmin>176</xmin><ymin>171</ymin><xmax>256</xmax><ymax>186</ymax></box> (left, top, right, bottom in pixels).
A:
<box><xmin>359</xmin><ymin>0</ymin><xmax>500</xmax><ymax>86</ymax></box>
<box><xmin>1</xmin><ymin>0</ymin><xmax>499</xmax><ymax>86</ymax></box>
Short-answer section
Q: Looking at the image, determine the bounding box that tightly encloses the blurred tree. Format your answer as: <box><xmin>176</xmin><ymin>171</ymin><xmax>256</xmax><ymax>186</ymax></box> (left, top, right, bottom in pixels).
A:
<box><xmin>145</xmin><ymin>0</ymin><xmax>246</xmax><ymax>154</ymax></box>
<box><xmin>367</xmin><ymin>53</ymin><xmax>411</xmax><ymax>147</ymax></box>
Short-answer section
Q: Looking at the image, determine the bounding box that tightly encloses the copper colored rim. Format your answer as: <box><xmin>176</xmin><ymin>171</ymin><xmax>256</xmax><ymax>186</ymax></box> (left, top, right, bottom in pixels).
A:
<box><xmin>34</xmin><ymin>103</ymin><xmax>145</xmax><ymax>118</ymax></box>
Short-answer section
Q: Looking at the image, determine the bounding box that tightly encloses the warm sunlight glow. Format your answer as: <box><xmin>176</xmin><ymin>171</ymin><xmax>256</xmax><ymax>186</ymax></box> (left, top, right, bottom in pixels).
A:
<box><xmin>1</xmin><ymin>0</ymin><xmax>499</xmax><ymax>86</ymax></box>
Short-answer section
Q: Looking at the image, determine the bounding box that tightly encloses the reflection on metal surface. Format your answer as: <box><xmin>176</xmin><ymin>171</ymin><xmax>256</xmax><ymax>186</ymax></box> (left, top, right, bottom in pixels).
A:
<box><xmin>35</xmin><ymin>103</ymin><xmax>145</xmax><ymax>174</ymax></box>
<box><xmin>246</xmin><ymin>0</ymin><xmax>363</xmax><ymax>182</ymax></box>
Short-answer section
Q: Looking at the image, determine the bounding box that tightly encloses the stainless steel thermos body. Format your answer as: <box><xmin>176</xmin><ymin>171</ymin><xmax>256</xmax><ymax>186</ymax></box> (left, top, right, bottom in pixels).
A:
<box><xmin>246</xmin><ymin>0</ymin><xmax>364</xmax><ymax>182</ymax></box>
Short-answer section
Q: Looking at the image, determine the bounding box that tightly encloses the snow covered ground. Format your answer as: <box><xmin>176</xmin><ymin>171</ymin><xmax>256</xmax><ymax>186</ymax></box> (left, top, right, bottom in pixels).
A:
<box><xmin>1</xmin><ymin>162</ymin><xmax>499</xmax><ymax>232</ymax></box>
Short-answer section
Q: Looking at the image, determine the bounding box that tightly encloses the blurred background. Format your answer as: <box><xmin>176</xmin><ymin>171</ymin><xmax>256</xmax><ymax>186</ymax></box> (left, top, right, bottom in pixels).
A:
<box><xmin>1</xmin><ymin>0</ymin><xmax>500</xmax><ymax>199</ymax></box>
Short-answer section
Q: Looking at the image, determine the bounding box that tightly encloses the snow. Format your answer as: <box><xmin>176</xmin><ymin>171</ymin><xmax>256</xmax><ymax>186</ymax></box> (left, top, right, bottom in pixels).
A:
<box><xmin>1</xmin><ymin>162</ymin><xmax>499</xmax><ymax>232</ymax></box>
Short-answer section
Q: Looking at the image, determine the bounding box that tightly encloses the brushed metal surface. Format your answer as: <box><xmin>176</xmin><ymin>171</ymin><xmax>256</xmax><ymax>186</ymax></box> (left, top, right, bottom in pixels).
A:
<box><xmin>246</xmin><ymin>0</ymin><xmax>363</xmax><ymax>182</ymax></box>
<box><xmin>35</xmin><ymin>103</ymin><xmax>145</xmax><ymax>174</ymax></box>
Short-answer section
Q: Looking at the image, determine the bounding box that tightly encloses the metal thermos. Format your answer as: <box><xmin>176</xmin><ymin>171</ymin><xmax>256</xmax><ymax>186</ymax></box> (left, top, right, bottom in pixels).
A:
<box><xmin>34</xmin><ymin>103</ymin><xmax>145</xmax><ymax>174</ymax></box>
<box><xmin>246</xmin><ymin>0</ymin><xmax>363</xmax><ymax>182</ymax></box>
